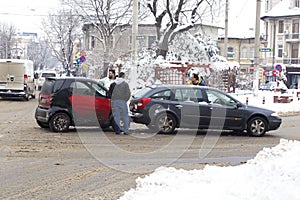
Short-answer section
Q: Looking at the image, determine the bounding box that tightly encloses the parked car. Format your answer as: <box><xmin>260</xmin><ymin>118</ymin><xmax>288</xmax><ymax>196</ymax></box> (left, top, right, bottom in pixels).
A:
<box><xmin>35</xmin><ymin>77</ymin><xmax>113</xmax><ymax>132</ymax></box>
<box><xmin>129</xmin><ymin>85</ymin><xmax>282</xmax><ymax>136</ymax></box>
<box><xmin>37</xmin><ymin>70</ymin><xmax>57</xmax><ymax>90</ymax></box>
<box><xmin>259</xmin><ymin>81</ymin><xmax>288</xmax><ymax>92</ymax></box>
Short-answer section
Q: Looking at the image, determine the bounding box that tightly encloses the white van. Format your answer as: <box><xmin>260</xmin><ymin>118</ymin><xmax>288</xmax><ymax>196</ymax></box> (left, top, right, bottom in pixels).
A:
<box><xmin>0</xmin><ymin>59</ymin><xmax>36</xmax><ymax>100</ymax></box>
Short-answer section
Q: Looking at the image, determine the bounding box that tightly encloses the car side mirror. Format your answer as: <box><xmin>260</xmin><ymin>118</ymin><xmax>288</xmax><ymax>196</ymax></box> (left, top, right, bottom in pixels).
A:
<box><xmin>235</xmin><ymin>102</ymin><xmax>243</xmax><ymax>109</ymax></box>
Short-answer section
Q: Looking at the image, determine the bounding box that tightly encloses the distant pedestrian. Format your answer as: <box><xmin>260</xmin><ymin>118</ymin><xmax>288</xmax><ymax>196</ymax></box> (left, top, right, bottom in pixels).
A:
<box><xmin>199</xmin><ymin>76</ymin><xmax>206</xmax><ymax>86</ymax></box>
<box><xmin>188</xmin><ymin>73</ymin><xmax>200</xmax><ymax>85</ymax></box>
<box><xmin>108</xmin><ymin>72</ymin><xmax>131</xmax><ymax>135</ymax></box>
<box><xmin>99</xmin><ymin>69</ymin><xmax>116</xmax><ymax>90</ymax></box>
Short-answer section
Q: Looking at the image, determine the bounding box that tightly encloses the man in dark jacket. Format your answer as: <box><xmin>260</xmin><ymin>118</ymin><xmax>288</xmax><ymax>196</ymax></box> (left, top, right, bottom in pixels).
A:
<box><xmin>108</xmin><ymin>72</ymin><xmax>131</xmax><ymax>135</ymax></box>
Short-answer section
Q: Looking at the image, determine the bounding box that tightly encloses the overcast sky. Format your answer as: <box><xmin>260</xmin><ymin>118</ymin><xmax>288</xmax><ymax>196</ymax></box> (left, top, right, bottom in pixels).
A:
<box><xmin>0</xmin><ymin>0</ymin><xmax>60</xmax><ymax>33</ymax></box>
<box><xmin>0</xmin><ymin>0</ymin><xmax>263</xmax><ymax>38</ymax></box>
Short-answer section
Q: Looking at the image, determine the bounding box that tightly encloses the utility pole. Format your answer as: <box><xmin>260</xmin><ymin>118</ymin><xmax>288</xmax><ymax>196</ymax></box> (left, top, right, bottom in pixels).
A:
<box><xmin>253</xmin><ymin>0</ymin><xmax>261</xmax><ymax>94</ymax></box>
<box><xmin>224</xmin><ymin>0</ymin><xmax>228</xmax><ymax>59</ymax></box>
<box><xmin>130</xmin><ymin>0</ymin><xmax>138</xmax><ymax>91</ymax></box>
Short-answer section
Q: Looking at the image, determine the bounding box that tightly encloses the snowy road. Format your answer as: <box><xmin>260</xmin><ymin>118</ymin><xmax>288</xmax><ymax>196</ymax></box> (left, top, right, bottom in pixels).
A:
<box><xmin>0</xmin><ymin>97</ymin><xmax>299</xmax><ymax>199</ymax></box>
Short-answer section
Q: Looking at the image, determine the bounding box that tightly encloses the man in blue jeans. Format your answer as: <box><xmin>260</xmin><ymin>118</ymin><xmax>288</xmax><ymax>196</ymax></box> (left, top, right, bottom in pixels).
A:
<box><xmin>108</xmin><ymin>72</ymin><xmax>131</xmax><ymax>135</ymax></box>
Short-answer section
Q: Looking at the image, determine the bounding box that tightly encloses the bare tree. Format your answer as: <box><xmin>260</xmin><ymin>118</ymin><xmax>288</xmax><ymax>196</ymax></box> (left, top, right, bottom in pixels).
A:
<box><xmin>41</xmin><ymin>9</ymin><xmax>82</xmax><ymax>73</ymax></box>
<box><xmin>61</xmin><ymin>0</ymin><xmax>141</xmax><ymax>77</ymax></box>
<box><xmin>27</xmin><ymin>40</ymin><xmax>58</xmax><ymax>71</ymax></box>
<box><xmin>0</xmin><ymin>23</ymin><xmax>17</xmax><ymax>59</ymax></box>
<box><xmin>145</xmin><ymin>0</ymin><xmax>220</xmax><ymax>58</ymax></box>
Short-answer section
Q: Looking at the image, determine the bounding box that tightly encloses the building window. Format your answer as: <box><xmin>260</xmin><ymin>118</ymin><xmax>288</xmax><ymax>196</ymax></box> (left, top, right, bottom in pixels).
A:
<box><xmin>91</xmin><ymin>36</ymin><xmax>95</xmax><ymax>48</ymax></box>
<box><xmin>292</xmin><ymin>20</ymin><xmax>299</xmax><ymax>39</ymax></box>
<box><xmin>250</xmin><ymin>47</ymin><xmax>255</xmax><ymax>58</ymax></box>
<box><xmin>278</xmin><ymin>20</ymin><xmax>284</xmax><ymax>33</ymax></box>
<box><xmin>227</xmin><ymin>47</ymin><xmax>234</xmax><ymax>58</ymax></box>
<box><xmin>148</xmin><ymin>36</ymin><xmax>156</xmax><ymax>48</ymax></box>
<box><xmin>278</xmin><ymin>44</ymin><xmax>283</xmax><ymax>58</ymax></box>
<box><xmin>241</xmin><ymin>47</ymin><xmax>247</xmax><ymax>58</ymax></box>
<box><xmin>296</xmin><ymin>0</ymin><xmax>300</xmax><ymax>7</ymax></box>
<box><xmin>291</xmin><ymin>44</ymin><xmax>299</xmax><ymax>64</ymax></box>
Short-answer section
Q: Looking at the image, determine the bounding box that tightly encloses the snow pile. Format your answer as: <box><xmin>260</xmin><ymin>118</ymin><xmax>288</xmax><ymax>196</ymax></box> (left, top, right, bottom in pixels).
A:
<box><xmin>119</xmin><ymin>139</ymin><xmax>300</xmax><ymax>200</ymax></box>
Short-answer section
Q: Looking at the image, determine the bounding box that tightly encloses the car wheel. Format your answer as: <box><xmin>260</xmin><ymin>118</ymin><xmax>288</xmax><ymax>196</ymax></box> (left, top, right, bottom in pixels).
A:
<box><xmin>24</xmin><ymin>93</ymin><xmax>30</xmax><ymax>101</ymax></box>
<box><xmin>49</xmin><ymin>112</ymin><xmax>70</xmax><ymax>132</ymax></box>
<box><xmin>37</xmin><ymin>121</ymin><xmax>49</xmax><ymax>128</ymax></box>
<box><xmin>155</xmin><ymin>113</ymin><xmax>176</xmax><ymax>134</ymax></box>
<box><xmin>31</xmin><ymin>90</ymin><xmax>36</xmax><ymax>99</ymax></box>
<box><xmin>247</xmin><ymin>117</ymin><xmax>267</xmax><ymax>137</ymax></box>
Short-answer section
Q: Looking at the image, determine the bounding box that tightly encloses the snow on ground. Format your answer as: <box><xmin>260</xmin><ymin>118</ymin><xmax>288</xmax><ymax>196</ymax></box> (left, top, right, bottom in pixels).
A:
<box><xmin>119</xmin><ymin>139</ymin><xmax>300</xmax><ymax>200</ymax></box>
<box><xmin>118</xmin><ymin>89</ymin><xmax>300</xmax><ymax>200</ymax></box>
<box><xmin>232</xmin><ymin>89</ymin><xmax>300</xmax><ymax>115</ymax></box>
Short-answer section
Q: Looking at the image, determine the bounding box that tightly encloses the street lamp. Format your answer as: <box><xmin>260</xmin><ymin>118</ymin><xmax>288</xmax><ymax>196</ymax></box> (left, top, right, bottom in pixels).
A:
<box><xmin>130</xmin><ymin>0</ymin><xmax>138</xmax><ymax>92</ymax></box>
<box><xmin>253</xmin><ymin>0</ymin><xmax>261</xmax><ymax>95</ymax></box>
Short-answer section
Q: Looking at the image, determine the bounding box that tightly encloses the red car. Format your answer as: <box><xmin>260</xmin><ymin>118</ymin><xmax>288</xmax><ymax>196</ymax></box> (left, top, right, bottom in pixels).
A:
<box><xmin>35</xmin><ymin>77</ymin><xmax>113</xmax><ymax>132</ymax></box>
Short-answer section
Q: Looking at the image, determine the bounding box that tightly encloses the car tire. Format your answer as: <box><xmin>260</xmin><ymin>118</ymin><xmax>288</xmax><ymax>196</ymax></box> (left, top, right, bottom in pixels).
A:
<box><xmin>247</xmin><ymin>117</ymin><xmax>267</xmax><ymax>137</ymax></box>
<box><xmin>155</xmin><ymin>113</ymin><xmax>176</xmax><ymax>134</ymax></box>
<box><xmin>49</xmin><ymin>112</ymin><xmax>71</xmax><ymax>132</ymax></box>
<box><xmin>31</xmin><ymin>91</ymin><xmax>36</xmax><ymax>99</ymax></box>
<box><xmin>24</xmin><ymin>92</ymin><xmax>30</xmax><ymax>101</ymax></box>
<box><xmin>37</xmin><ymin>121</ymin><xmax>49</xmax><ymax>128</ymax></box>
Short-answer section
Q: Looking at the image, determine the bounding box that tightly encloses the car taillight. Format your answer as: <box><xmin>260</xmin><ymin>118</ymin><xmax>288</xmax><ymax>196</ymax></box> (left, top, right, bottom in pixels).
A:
<box><xmin>24</xmin><ymin>74</ymin><xmax>28</xmax><ymax>85</ymax></box>
<box><xmin>39</xmin><ymin>94</ymin><xmax>53</xmax><ymax>109</ymax></box>
<box><xmin>137</xmin><ymin>98</ymin><xmax>152</xmax><ymax>110</ymax></box>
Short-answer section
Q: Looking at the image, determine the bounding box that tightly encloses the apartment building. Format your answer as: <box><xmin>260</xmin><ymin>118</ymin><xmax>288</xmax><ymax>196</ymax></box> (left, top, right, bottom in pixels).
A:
<box><xmin>217</xmin><ymin>36</ymin><xmax>265</xmax><ymax>74</ymax></box>
<box><xmin>82</xmin><ymin>22</ymin><xmax>220</xmax><ymax>60</ymax></box>
<box><xmin>261</xmin><ymin>0</ymin><xmax>300</xmax><ymax>88</ymax></box>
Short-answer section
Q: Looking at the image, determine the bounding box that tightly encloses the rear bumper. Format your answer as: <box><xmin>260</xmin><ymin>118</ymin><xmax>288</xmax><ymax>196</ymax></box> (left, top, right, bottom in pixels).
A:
<box><xmin>0</xmin><ymin>89</ymin><xmax>26</xmax><ymax>98</ymax></box>
<box><xmin>130</xmin><ymin>111</ymin><xmax>152</xmax><ymax>125</ymax></box>
<box><xmin>129</xmin><ymin>111</ymin><xmax>143</xmax><ymax>118</ymax></box>
<box><xmin>35</xmin><ymin>107</ymin><xmax>52</xmax><ymax>123</ymax></box>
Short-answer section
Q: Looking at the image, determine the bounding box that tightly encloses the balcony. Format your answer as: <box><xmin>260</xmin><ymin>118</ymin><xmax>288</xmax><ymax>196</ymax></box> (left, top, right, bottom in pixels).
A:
<box><xmin>285</xmin><ymin>33</ymin><xmax>300</xmax><ymax>42</ymax></box>
<box><xmin>283</xmin><ymin>58</ymin><xmax>300</xmax><ymax>65</ymax></box>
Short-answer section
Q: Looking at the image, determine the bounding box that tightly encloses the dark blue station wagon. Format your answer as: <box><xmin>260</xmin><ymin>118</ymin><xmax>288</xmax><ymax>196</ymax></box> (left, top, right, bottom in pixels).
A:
<box><xmin>129</xmin><ymin>85</ymin><xmax>282</xmax><ymax>136</ymax></box>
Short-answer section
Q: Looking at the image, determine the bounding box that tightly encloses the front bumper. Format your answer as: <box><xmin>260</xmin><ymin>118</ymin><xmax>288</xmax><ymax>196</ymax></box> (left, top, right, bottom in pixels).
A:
<box><xmin>268</xmin><ymin>117</ymin><xmax>282</xmax><ymax>131</ymax></box>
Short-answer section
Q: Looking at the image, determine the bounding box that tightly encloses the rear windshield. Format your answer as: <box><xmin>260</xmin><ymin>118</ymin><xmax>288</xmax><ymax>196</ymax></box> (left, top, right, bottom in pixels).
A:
<box><xmin>41</xmin><ymin>73</ymin><xmax>56</xmax><ymax>78</ymax></box>
<box><xmin>132</xmin><ymin>87</ymin><xmax>152</xmax><ymax>98</ymax></box>
<box><xmin>40</xmin><ymin>79</ymin><xmax>65</xmax><ymax>94</ymax></box>
<box><xmin>40</xmin><ymin>79</ymin><xmax>56</xmax><ymax>94</ymax></box>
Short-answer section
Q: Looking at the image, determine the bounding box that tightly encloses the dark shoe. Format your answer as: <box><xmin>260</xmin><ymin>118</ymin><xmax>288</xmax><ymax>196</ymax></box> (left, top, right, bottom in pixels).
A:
<box><xmin>115</xmin><ymin>132</ymin><xmax>120</xmax><ymax>135</ymax></box>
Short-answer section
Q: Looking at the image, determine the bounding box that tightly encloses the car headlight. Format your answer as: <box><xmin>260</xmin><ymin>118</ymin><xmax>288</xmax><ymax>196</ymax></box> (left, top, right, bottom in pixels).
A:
<box><xmin>271</xmin><ymin>112</ymin><xmax>279</xmax><ymax>117</ymax></box>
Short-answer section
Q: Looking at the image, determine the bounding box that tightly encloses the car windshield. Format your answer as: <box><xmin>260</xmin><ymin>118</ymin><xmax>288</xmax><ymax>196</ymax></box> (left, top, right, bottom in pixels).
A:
<box><xmin>206</xmin><ymin>89</ymin><xmax>238</xmax><ymax>106</ymax></box>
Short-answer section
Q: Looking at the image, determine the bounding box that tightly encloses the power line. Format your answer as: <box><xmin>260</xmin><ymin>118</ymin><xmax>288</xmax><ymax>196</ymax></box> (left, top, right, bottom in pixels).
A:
<box><xmin>0</xmin><ymin>12</ymin><xmax>48</xmax><ymax>17</ymax></box>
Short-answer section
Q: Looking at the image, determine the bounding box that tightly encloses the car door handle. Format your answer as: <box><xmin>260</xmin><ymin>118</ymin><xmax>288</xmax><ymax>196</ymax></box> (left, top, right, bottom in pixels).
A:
<box><xmin>175</xmin><ymin>105</ymin><xmax>183</xmax><ymax>109</ymax></box>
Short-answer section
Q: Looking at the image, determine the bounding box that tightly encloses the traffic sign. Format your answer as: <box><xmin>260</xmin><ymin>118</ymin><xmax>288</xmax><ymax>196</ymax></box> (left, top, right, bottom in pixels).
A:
<box><xmin>275</xmin><ymin>64</ymin><xmax>282</xmax><ymax>71</ymax></box>
<box><xmin>136</xmin><ymin>35</ymin><xmax>146</xmax><ymax>40</ymax></box>
<box><xmin>259</xmin><ymin>48</ymin><xmax>273</xmax><ymax>52</ymax></box>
